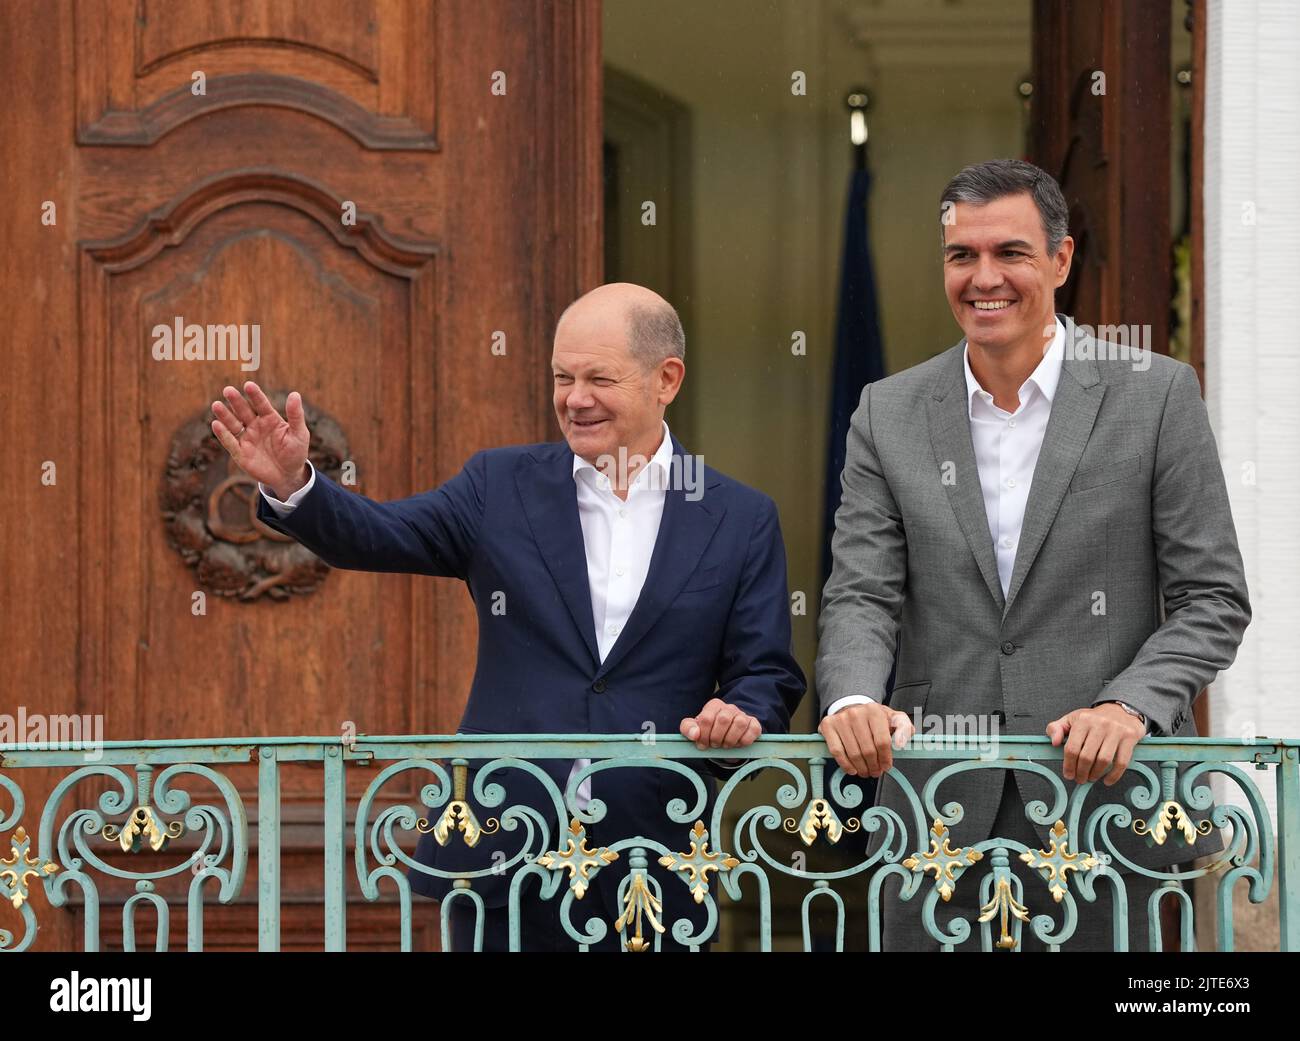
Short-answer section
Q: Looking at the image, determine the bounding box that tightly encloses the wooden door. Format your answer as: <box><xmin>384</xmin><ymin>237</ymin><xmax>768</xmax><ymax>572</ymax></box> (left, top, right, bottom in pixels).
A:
<box><xmin>1029</xmin><ymin>0</ymin><xmax>1171</xmax><ymax>352</ymax></box>
<box><xmin>0</xmin><ymin>0</ymin><xmax>600</xmax><ymax>950</ymax></box>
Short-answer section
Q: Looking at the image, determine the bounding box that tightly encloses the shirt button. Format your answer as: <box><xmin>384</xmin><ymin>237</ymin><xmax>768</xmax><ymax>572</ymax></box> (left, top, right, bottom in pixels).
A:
<box><xmin>1006</xmin><ymin>478</ymin><xmax>1016</xmax><ymax>489</ymax></box>
<box><xmin>615</xmin><ymin>567</ymin><xmax>625</xmax><ymax>577</ymax></box>
<box><xmin>607</xmin><ymin>624</ymin><xmax>619</xmax><ymax>635</ymax></box>
<box><xmin>619</xmin><ymin>509</ymin><xmax>627</xmax><ymax>518</ymax></box>
<box><xmin>1008</xmin><ymin>419</ymin><xmax>1017</xmax><ymax>428</ymax></box>
<box><xmin>1001</xmin><ymin>641</ymin><xmax>1016</xmax><ymax>655</ymax></box>
<box><xmin>1000</xmin><ymin>536</ymin><xmax>1014</xmax><ymax>549</ymax></box>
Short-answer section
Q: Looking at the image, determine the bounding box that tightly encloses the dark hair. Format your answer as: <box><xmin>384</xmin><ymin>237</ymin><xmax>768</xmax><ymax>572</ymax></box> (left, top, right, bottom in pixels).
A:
<box><xmin>939</xmin><ymin>159</ymin><xmax>1070</xmax><ymax>254</ymax></box>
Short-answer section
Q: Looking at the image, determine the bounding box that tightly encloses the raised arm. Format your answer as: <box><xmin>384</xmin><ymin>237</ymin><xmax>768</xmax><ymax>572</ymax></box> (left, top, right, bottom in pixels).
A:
<box><xmin>212</xmin><ymin>381</ymin><xmax>484</xmax><ymax>577</ymax></box>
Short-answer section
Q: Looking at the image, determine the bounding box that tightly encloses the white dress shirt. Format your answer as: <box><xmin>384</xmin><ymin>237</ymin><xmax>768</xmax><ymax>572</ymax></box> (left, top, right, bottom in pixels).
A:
<box><xmin>565</xmin><ymin>420</ymin><xmax>675</xmax><ymax>810</ymax></box>
<box><xmin>826</xmin><ymin>318</ymin><xmax>1067</xmax><ymax>718</ymax></box>
<box><xmin>259</xmin><ymin>421</ymin><xmax>734</xmax><ymax>810</ymax></box>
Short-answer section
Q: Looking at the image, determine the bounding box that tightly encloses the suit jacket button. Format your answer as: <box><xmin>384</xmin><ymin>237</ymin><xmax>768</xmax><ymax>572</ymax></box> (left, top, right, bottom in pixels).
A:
<box><xmin>1000</xmin><ymin>641</ymin><xmax>1016</xmax><ymax>655</ymax></box>
<box><xmin>592</xmin><ymin>679</ymin><xmax>606</xmax><ymax>693</ymax></box>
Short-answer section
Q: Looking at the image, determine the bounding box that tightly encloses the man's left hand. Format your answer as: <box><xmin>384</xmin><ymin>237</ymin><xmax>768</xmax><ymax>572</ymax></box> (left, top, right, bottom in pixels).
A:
<box><xmin>680</xmin><ymin>699</ymin><xmax>761</xmax><ymax>750</ymax></box>
<box><xmin>1046</xmin><ymin>703</ymin><xmax>1146</xmax><ymax>786</ymax></box>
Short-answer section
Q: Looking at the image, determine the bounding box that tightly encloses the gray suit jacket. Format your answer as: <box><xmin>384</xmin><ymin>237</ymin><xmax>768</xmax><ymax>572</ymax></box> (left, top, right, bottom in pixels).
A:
<box><xmin>816</xmin><ymin>316</ymin><xmax>1250</xmax><ymax>870</ymax></box>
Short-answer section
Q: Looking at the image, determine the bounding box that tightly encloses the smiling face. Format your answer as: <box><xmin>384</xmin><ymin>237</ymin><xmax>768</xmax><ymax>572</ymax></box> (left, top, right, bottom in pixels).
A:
<box><xmin>942</xmin><ymin>192</ymin><xmax>1074</xmax><ymax>353</ymax></box>
<box><xmin>551</xmin><ymin>288</ymin><xmax>684</xmax><ymax>467</ymax></box>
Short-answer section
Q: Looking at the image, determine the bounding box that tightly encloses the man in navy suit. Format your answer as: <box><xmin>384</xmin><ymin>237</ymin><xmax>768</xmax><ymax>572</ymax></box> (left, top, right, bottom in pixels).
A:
<box><xmin>211</xmin><ymin>282</ymin><xmax>805</xmax><ymax>951</ymax></box>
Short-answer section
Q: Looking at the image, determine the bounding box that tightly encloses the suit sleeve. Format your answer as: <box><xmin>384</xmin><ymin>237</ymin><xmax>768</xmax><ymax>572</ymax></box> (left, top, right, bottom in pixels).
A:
<box><xmin>713</xmin><ymin>496</ymin><xmax>806</xmax><ymax>738</ymax></box>
<box><xmin>253</xmin><ymin>451</ymin><xmax>487</xmax><ymax>579</ymax></box>
<box><xmin>815</xmin><ymin>382</ymin><xmax>906</xmax><ymax>715</ymax></box>
<box><xmin>1101</xmin><ymin>363</ymin><xmax>1252</xmax><ymax>734</ymax></box>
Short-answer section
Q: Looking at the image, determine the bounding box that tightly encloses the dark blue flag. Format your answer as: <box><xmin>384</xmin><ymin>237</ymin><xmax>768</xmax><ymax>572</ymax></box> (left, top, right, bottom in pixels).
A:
<box><xmin>822</xmin><ymin>163</ymin><xmax>886</xmax><ymax>589</ymax></box>
<box><xmin>811</xmin><ymin>158</ymin><xmax>892</xmax><ymax>923</ymax></box>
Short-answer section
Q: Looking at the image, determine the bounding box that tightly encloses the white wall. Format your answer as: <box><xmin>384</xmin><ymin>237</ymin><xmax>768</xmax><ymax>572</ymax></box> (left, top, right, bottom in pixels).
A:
<box><xmin>1204</xmin><ymin>0</ymin><xmax>1300</xmax><ymax>829</ymax></box>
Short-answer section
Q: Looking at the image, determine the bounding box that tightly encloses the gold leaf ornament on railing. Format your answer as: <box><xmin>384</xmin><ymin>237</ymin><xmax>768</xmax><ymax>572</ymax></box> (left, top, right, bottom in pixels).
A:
<box><xmin>658</xmin><ymin>821</ymin><xmax>740</xmax><ymax>903</ymax></box>
<box><xmin>537</xmin><ymin>819</ymin><xmax>618</xmax><ymax>898</ymax></box>
<box><xmin>102</xmin><ymin>805</ymin><xmax>184</xmax><ymax>853</ymax></box>
<box><xmin>978</xmin><ymin>874</ymin><xmax>1030</xmax><ymax>950</ymax></box>
<box><xmin>614</xmin><ymin>851</ymin><xmax>665</xmax><ymax>952</ymax></box>
<box><xmin>0</xmin><ymin>828</ymin><xmax>59</xmax><ymax>909</ymax></box>
<box><xmin>785</xmin><ymin>797</ymin><xmax>860</xmax><ymax>846</ymax></box>
<box><xmin>417</xmin><ymin>762</ymin><xmax>500</xmax><ymax>848</ymax></box>
<box><xmin>1019</xmin><ymin>820</ymin><xmax>1099</xmax><ymax>901</ymax></box>
<box><xmin>1134</xmin><ymin>800</ymin><xmax>1214</xmax><ymax>846</ymax></box>
<box><xmin>903</xmin><ymin>819</ymin><xmax>983</xmax><ymax>901</ymax></box>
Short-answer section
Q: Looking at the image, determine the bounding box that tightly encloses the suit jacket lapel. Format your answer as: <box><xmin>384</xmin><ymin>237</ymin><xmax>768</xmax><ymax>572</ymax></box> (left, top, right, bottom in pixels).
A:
<box><xmin>515</xmin><ymin>445</ymin><xmax>600</xmax><ymax>668</ymax></box>
<box><xmin>1003</xmin><ymin>323</ymin><xmax>1103</xmax><ymax>614</ymax></box>
<box><xmin>928</xmin><ymin>345</ymin><xmax>1005</xmax><ymax>612</ymax></box>
<box><xmin>596</xmin><ymin>437</ymin><xmax>724</xmax><ymax>680</ymax></box>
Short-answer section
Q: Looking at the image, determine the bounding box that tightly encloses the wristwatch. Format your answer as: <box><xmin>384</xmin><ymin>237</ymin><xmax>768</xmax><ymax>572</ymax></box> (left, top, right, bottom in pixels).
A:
<box><xmin>1107</xmin><ymin>700</ymin><xmax>1147</xmax><ymax>728</ymax></box>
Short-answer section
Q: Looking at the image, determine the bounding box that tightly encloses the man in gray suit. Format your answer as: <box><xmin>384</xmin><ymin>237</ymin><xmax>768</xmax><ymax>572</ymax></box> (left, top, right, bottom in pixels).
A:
<box><xmin>816</xmin><ymin>158</ymin><xmax>1250</xmax><ymax>951</ymax></box>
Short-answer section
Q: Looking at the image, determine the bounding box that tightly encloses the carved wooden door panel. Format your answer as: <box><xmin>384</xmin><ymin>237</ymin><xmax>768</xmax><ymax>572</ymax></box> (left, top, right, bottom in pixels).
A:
<box><xmin>1</xmin><ymin>0</ymin><xmax>600</xmax><ymax>949</ymax></box>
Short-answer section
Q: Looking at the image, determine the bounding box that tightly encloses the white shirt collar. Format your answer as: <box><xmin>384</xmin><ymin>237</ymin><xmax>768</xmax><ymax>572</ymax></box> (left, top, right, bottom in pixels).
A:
<box><xmin>963</xmin><ymin>316</ymin><xmax>1066</xmax><ymax>417</ymax></box>
<box><xmin>572</xmin><ymin>420</ymin><xmax>673</xmax><ymax>490</ymax></box>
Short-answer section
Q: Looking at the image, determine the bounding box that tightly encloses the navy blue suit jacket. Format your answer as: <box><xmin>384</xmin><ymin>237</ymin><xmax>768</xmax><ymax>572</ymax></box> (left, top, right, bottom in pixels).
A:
<box><xmin>256</xmin><ymin>434</ymin><xmax>805</xmax><ymax>931</ymax></box>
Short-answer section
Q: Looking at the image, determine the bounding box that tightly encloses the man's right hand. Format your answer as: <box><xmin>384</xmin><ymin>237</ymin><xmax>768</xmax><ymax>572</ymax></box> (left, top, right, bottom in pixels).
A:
<box><xmin>211</xmin><ymin>381</ymin><xmax>312</xmax><ymax>500</ymax></box>
<box><xmin>818</xmin><ymin>701</ymin><xmax>915</xmax><ymax>778</ymax></box>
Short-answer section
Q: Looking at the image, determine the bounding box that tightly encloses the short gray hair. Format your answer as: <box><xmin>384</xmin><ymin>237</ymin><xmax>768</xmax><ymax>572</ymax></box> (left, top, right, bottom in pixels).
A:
<box><xmin>626</xmin><ymin>302</ymin><xmax>685</xmax><ymax>368</ymax></box>
<box><xmin>939</xmin><ymin>159</ymin><xmax>1070</xmax><ymax>255</ymax></box>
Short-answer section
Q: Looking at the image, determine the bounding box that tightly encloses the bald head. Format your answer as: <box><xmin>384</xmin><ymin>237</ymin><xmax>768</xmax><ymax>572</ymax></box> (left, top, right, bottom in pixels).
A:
<box><xmin>550</xmin><ymin>282</ymin><xmax>686</xmax><ymax>471</ymax></box>
<box><xmin>555</xmin><ymin>282</ymin><xmax>685</xmax><ymax>369</ymax></box>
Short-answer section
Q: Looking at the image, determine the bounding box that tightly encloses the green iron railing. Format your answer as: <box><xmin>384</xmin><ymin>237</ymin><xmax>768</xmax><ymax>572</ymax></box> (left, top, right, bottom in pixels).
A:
<box><xmin>1</xmin><ymin>735</ymin><xmax>1294</xmax><ymax>951</ymax></box>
